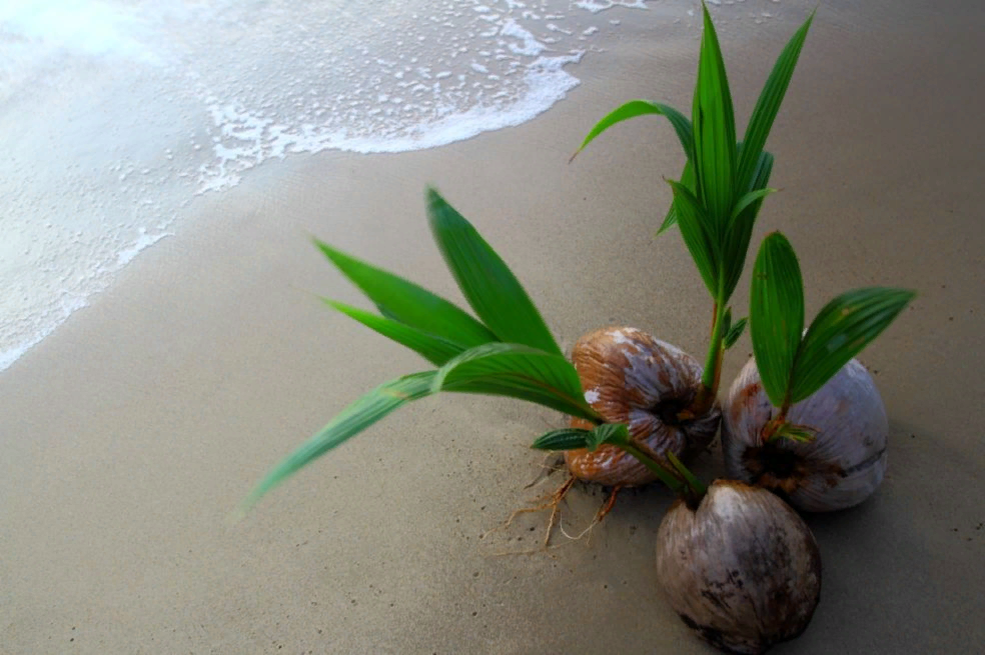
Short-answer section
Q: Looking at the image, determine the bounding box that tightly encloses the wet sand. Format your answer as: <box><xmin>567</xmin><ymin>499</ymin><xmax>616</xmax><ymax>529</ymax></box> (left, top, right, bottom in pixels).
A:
<box><xmin>2</xmin><ymin>2</ymin><xmax>984</xmax><ymax>653</ymax></box>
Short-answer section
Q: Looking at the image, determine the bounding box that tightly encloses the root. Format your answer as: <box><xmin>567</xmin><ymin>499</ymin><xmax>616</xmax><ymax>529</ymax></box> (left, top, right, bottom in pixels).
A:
<box><xmin>595</xmin><ymin>485</ymin><xmax>622</xmax><ymax>523</ymax></box>
<box><xmin>483</xmin><ymin>480</ymin><xmax>625</xmax><ymax>554</ymax></box>
<box><xmin>563</xmin><ymin>485</ymin><xmax>622</xmax><ymax>547</ymax></box>
<box><xmin>482</xmin><ymin>475</ymin><xmax>576</xmax><ymax>549</ymax></box>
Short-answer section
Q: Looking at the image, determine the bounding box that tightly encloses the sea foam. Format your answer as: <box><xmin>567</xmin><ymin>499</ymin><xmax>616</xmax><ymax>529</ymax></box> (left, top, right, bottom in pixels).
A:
<box><xmin>0</xmin><ymin>0</ymin><xmax>709</xmax><ymax>371</ymax></box>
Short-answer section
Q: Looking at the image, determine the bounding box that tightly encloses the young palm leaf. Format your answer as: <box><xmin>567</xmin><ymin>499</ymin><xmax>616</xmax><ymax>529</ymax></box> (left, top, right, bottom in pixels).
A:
<box><xmin>427</xmin><ymin>188</ymin><xmax>562</xmax><ymax>356</ymax></box>
<box><xmin>667</xmin><ymin>180</ymin><xmax>720</xmax><ymax>297</ymax></box>
<box><xmin>736</xmin><ymin>10</ymin><xmax>815</xmax><ymax>192</ymax></box>
<box><xmin>238</xmin><ymin>371</ymin><xmax>438</xmax><ymax>515</ymax></box>
<box><xmin>691</xmin><ymin>2</ymin><xmax>737</xmax><ymax>228</ymax></box>
<box><xmin>529</xmin><ymin>423</ymin><xmax>629</xmax><ymax>453</ymax></box>
<box><xmin>241</xmin><ymin>190</ymin><xmax>613</xmax><ymax>513</ymax></box>
<box><xmin>431</xmin><ymin>342</ymin><xmax>600</xmax><ymax>421</ymax></box>
<box><xmin>659</xmin><ymin>145</ymin><xmax>772</xmax><ymax>239</ymax></box>
<box><xmin>531</xmin><ymin>423</ymin><xmax>691</xmax><ymax>495</ymax></box>
<box><xmin>530</xmin><ymin>427</ymin><xmax>592</xmax><ymax>451</ymax></box>
<box><xmin>723</xmin><ymin>316</ymin><xmax>747</xmax><ymax>349</ymax></box>
<box><xmin>320</xmin><ymin>300</ymin><xmax>466</xmax><ymax>366</ymax></box>
<box><xmin>657</xmin><ymin>160</ymin><xmax>695</xmax><ymax>235</ymax></box>
<box><xmin>315</xmin><ymin>241</ymin><xmax>496</xmax><ymax>349</ymax></box>
<box><xmin>750</xmin><ymin>232</ymin><xmax>804</xmax><ymax>408</ymax></box>
<box><xmin>789</xmin><ymin>287</ymin><xmax>915</xmax><ymax>402</ymax></box>
<box><xmin>749</xmin><ymin>232</ymin><xmax>915</xmax><ymax>420</ymax></box>
<box><xmin>569</xmin><ymin>100</ymin><xmax>694</xmax><ymax>163</ymax></box>
<box><xmin>718</xmin><ymin>148</ymin><xmax>775</xmax><ymax>305</ymax></box>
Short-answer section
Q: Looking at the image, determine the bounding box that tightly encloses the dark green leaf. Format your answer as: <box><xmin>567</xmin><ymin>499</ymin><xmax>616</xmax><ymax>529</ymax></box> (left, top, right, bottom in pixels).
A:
<box><xmin>657</xmin><ymin>160</ymin><xmax>695</xmax><ymax>235</ymax></box>
<box><xmin>239</xmin><ymin>372</ymin><xmax>437</xmax><ymax>513</ymax></box>
<box><xmin>789</xmin><ymin>287</ymin><xmax>915</xmax><ymax>402</ymax></box>
<box><xmin>432</xmin><ymin>342</ymin><xmax>598</xmax><ymax>421</ymax></box>
<box><xmin>750</xmin><ymin>232</ymin><xmax>804</xmax><ymax>407</ymax></box>
<box><xmin>724</xmin><ymin>317</ymin><xmax>747</xmax><ymax>349</ymax></box>
<box><xmin>720</xmin><ymin>307</ymin><xmax>733</xmax><ymax>340</ymax></box>
<box><xmin>589</xmin><ymin>423</ymin><xmax>629</xmax><ymax>451</ymax></box>
<box><xmin>737</xmin><ymin>12</ymin><xmax>814</xmax><ymax>192</ymax></box>
<box><xmin>572</xmin><ymin>100</ymin><xmax>694</xmax><ymax>163</ymax></box>
<box><xmin>315</xmin><ymin>240</ymin><xmax>496</xmax><ymax>348</ymax></box>
<box><xmin>426</xmin><ymin>188</ymin><xmax>562</xmax><ymax>356</ymax></box>
<box><xmin>719</xmin><ymin>149</ymin><xmax>775</xmax><ymax>303</ymax></box>
<box><xmin>322</xmin><ymin>299</ymin><xmax>465</xmax><ymax>366</ymax></box>
<box><xmin>531</xmin><ymin>428</ymin><xmax>591</xmax><ymax>451</ymax></box>
<box><xmin>692</xmin><ymin>3</ymin><xmax>737</xmax><ymax>226</ymax></box>
<box><xmin>668</xmin><ymin>180</ymin><xmax>720</xmax><ymax>297</ymax></box>
<box><xmin>731</xmin><ymin>188</ymin><xmax>777</xmax><ymax>222</ymax></box>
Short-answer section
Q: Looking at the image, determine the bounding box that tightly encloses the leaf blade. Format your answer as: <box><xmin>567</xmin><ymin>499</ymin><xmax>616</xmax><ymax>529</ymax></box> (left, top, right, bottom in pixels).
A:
<box><xmin>737</xmin><ymin>12</ymin><xmax>814</xmax><ymax>191</ymax></box>
<box><xmin>719</xmin><ymin>149</ymin><xmax>775</xmax><ymax>304</ymax></box>
<box><xmin>432</xmin><ymin>342</ymin><xmax>598</xmax><ymax>421</ymax></box>
<box><xmin>427</xmin><ymin>188</ymin><xmax>562</xmax><ymax>356</ymax></box>
<box><xmin>531</xmin><ymin>428</ymin><xmax>591</xmax><ymax>451</ymax></box>
<box><xmin>790</xmin><ymin>287</ymin><xmax>915</xmax><ymax>402</ymax></box>
<box><xmin>749</xmin><ymin>232</ymin><xmax>804</xmax><ymax>407</ymax></box>
<box><xmin>322</xmin><ymin>299</ymin><xmax>465</xmax><ymax>366</ymax></box>
<box><xmin>668</xmin><ymin>179</ymin><xmax>720</xmax><ymax>297</ymax></box>
<box><xmin>572</xmin><ymin>100</ymin><xmax>694</xmax><ymax>163</ymax></box>
<box><xmin>724</xmin><ymin>316</ymin><xmax>747</xmax><ymax>349</ymax></box>
<box><xmin>315</xmin><ymin>240</ymin><xmax>497</xmax><ymax>348</ymax></box>
<box><xmin>239</xmin><ymin>372</ymin><xmax>437</xmax><ymax>513</ymax></box>
<box><xmin>692</xmin><ymin>3</ymin><xmax>737</xmax><ymax>229</ymax></box>
<box><xmin>658</xmin><ymin>160</ymin><xmax>696</xmax><ymax>235</ymax></box>
<box><xmin>589</xmin><ymin>423</ymin><xmax>629</xmax><ymax>451</ymax></box>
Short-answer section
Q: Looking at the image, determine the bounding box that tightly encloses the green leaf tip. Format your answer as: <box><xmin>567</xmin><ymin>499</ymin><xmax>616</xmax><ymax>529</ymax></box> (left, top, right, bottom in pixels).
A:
<box><xmin>239</xmin><ymin>371</ymin><xmax>439</xmax><ymax>514</ymax></box>
<box><xmin>427</xmin><ymin>189</ymin><xmax>562</xmax><ymax>356</ymax></box>
<box><xmin>312</xmin><ymin>237</ymin><xmax>497</xmax><ymax>349</ymax></box>
<box><xmin>772</xmin><ymin>422</ymin><xmax>817</xmax><ymax>443</ymax></box>
<box><xmin>571</xmin><ymin>100</ymin><xmax>694</xmax><ymax>165</ymax></box>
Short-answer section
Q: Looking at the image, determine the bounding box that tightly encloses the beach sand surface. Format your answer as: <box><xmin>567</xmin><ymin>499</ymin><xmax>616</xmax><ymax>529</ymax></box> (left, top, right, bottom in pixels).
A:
<box><xmin>2</xmin><ymin>1</ymin><xmax>984</xmax><ymax>653</ymax></box>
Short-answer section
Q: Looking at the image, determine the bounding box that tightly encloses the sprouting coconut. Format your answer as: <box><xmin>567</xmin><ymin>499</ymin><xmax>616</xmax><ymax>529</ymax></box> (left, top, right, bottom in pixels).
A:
<box><xmin>543</xmin><ymin>0</ymin><xmax>817</xmax><ymax>544</ymax></box>
<box><xmin>723</xmin><ymin>356</ymin><xmax>888</xmax><ymax>512</ymax></box>
<box><xmin>655</xmin><ymin>479</ymin><xmax>822</xmax><ymax>654</ymax></box>
<box><xmin>567</xmin><ymin>327</ymin><xmax>720</xmax><ymax>486</ymax></box>
<box><xmin>560</xmin><ymin>326</ymin><xmax>718</xmax><ymax>518</ymax></box>
<box><xmin>724</xmin><ymin>231</ymin><xmax>913</xmax><ymax>512</ymax></box>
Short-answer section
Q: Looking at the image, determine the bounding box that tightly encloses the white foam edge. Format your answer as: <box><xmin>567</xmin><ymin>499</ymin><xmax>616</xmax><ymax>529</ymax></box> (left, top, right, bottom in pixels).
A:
<box><xmin>0</xmin><ymin>229</ymin><xmax>173</xmax><ymax>372</ymax></box>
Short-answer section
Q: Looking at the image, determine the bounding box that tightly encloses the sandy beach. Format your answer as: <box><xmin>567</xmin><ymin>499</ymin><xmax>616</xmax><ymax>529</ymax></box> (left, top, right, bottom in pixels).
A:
<box><xmin>2</xmin><ymin>1</ymin><xmax>984</xmax><ymax>653</ymax></box>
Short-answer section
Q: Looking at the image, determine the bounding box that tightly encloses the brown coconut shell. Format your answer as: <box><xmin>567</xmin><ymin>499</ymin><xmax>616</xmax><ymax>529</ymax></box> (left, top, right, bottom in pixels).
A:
<box><xmin>565</xmin><ymin>326</ymin><xmax>720</xmax><ymax>486</ymax></box>
<box><xmin>722</xmin><ymin>357</ymin><xmax>888</xmax><ymax>512</ymax></box>
<box><xmin>655</xmin><ymin>479</ymin><xmax>822</xmax><ymax>655</ymax></box>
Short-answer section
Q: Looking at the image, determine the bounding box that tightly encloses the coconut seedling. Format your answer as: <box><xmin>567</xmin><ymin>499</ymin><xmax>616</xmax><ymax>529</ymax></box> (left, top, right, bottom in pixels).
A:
<box><xmin>237</xmin><ymin>188</ymin><xmax>681</xmax><ymax>521</ymax></box>
<box><xmin>565</xmin><ymin>6</ymin><xmax>811</xmax><ymax>494</ymax></box>
<box><xmin>722</xmin><ymin>232</ymin><xmax>914</xmax><ymax>511</ymax></box>
<box><xmin>562</xmin><ymin>5</ymin><xmax>839</xmax><ymax>652</ymax></box>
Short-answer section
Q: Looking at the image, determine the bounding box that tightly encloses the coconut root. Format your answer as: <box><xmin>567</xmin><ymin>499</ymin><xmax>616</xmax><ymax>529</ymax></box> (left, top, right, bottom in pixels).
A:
<box><xmin>484</xmin><ymin>477</ymin><xmax>627</xmax><ymax>553</ymax></box>
<box><xmin>482</xmin><ymin>475</ymin><xmax>576</xmax><ymax>549</ymax></box>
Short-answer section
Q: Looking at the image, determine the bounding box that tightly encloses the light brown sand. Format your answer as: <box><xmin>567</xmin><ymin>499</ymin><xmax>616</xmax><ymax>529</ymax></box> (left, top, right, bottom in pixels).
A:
<box><xmin>2</xmin><ymin>2</ymin><xmax>984</xmax><ymax>653</ymax></box>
